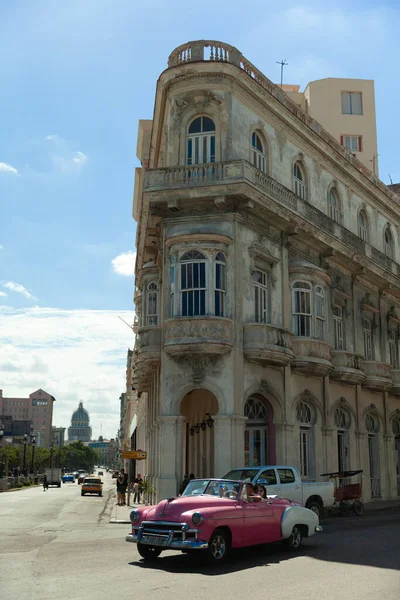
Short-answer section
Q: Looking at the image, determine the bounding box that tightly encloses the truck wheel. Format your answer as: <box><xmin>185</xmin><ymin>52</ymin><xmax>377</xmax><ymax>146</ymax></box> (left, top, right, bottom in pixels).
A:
<box><xmin>58</xmin><ymin>483</ymin><xmax>61</xmax><ymax>488</ymax></box>
<box><xmin>81</xmin><ymin>492</ymin><xmax>85</xmax><ymax>496</ymax></box>
<box><xmin>206</xmin><ymin>528</ymin><xmax>231</xmax><ymax>564</ymax></box>
<box><xmin>353</xmin><ymin>500</ymin><xmax>364</xmax><ymax>516</ymax></box>
<box><xmin>306</xmin><ymin>500</ymin><xmax>323</xmax><ymax>519</ymax></box>
<box><xmin>137</xmin><ymin>544</ymin><xmax>162</xmax><ymax>560</ymax></box>
<box><xmin>284</xmin><ymin>526</ymin><xmax>303</xmax><ymax>551</ymax></box>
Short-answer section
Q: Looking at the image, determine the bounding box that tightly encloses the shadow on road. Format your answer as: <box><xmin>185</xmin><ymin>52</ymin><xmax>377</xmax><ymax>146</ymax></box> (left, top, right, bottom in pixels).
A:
<box><xmin>128</xmin><ymin>508</ymin><xmax>400</xmax><ymax>574</ymax></box>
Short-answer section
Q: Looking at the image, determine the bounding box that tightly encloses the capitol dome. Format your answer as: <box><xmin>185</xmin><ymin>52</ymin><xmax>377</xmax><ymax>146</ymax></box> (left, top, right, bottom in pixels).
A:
<box><xmin>68</xmin><ymin>401</ymin><xmax>92</xmax><ymax>442</ymax></box>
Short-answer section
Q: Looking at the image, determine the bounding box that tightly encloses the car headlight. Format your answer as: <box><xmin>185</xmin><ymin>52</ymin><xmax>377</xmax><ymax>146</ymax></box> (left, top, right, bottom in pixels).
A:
<box><xmin>130</xmin><ymin>510</ymin><xmax>140</xmax><ymax>524</ymax></box>
<box><xmin>192</xmin><ymin>512</ymin><xmax>203</xmax><ymax>526</ymax></box>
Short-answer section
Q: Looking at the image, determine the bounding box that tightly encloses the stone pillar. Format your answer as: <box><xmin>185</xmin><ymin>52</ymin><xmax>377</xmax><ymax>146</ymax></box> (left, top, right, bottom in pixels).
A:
<box><xmin>356</xmin><ymin>432</ymin><xmax>369</xmax><ymax>501</ymax></box>
<box><xmin>284</xmin><ymin>424</ymin><xmax>296</xmax><ymax>466</ymax></box>
<box><xmin>213</xmin><ymin>416</ymin><xmax>233</xmax><ymax>477</ymax></box>
<box><xmin>274</xmin><ymin>422</ymin><xmax>287</xmax><ymax>464</ymax></box>
<box><xmin>231</xmin><ymin>416</ymin><xmax>247</xmax><ymax>466</ymax></box>
<box><xmin>384</xmin><ymin>434</ymin><xmax>395</xmax><ymax>499</ymax></box>
<box><xmin>323</xmin><ymin>427</ymin><xmax>335</xmax><ymax>473</ymax></box>
<box><xmin>156</xmin><ymin>416</ymin><xmax>181</xmax><ymax>500</ymax></box>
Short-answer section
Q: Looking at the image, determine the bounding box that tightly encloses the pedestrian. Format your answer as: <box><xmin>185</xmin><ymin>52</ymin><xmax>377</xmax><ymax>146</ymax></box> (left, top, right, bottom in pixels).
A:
<box><xmin>133</xmin><ymin>473</ymin><xmax>143</xmax><ymax>504</ymax></box>
<box><xmin>43</xmin><ymin>475</ymin><xmax>49</xmax><ymax>491</ymax></box>
<box><xmin>117</xmin><ymin>469</ymin><xmax>128</xmax><ymax>506</ymax></box>
<box><xmin>179</xmin><ymin>474</ymin><xmax>190</xmax><ymax>495</ymax></box>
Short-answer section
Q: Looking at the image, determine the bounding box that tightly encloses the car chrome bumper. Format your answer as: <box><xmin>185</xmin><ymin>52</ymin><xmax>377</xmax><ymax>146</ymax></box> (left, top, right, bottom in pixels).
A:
<box><xmin>125</xmin><ymin>533</ymin><xmax>208</xmax><ymax>550</ymax></box>
<box><xmin>315</xmin><ymin>526</ymin><xmax>323</xmax><ymax>532</ymax></box>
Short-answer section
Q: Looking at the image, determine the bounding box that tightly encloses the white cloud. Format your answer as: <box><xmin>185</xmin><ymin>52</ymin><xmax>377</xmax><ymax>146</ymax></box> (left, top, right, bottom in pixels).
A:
<box><xmin>2</xmin><ymin>281</ymin><xmax>37</xmax><ymax>301</ymax></box>
<box><xmin>0</xmin><ymin>291</ymin><xmax>7</xmax><ymax>297</ymax></box>
<box><xmin>111</xmin><ymin>251</ymin><xmax>136</xmax><ymax>276</ymax></box>
<box><xmin>0</xmin><ymin>245</ymin><xmax>3</xmax><ymax>250</ymax></box>
<box><xmin>0</xmin><ymin>307</ymin><xmax>135</xmax><ymax>439</ymax></box>
<box><xmin>0</xmin><ymin>161</ymin><xmax>18</xmax><ymax>175</ymax></box>
<box><xmin>45</xmin><ymin>135</ymin><xmax>88</xmax><ymax>174</ymax></box>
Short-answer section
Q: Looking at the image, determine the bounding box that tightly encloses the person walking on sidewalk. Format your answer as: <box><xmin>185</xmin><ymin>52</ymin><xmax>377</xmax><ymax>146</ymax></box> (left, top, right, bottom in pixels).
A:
<box><xmin>117</xmin><ymin>469</ymin><xmax>128</xmax><ymax>506</ymax></box>
<box><xmin>133</xmin><ymin>473</ymin><xmax>143</xmax><ymax>504</ymax></box>
<box><xmin>43</xmin><ymin>475</ymin><xmax>49</xmax><ymax>491</ymax></box>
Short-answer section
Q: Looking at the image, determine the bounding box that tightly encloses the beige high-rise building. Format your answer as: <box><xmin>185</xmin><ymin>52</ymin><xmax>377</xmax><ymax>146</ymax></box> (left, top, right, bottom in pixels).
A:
<box><xmin>282</xmin><ymin>78</ymin><xmax>378</xmax><ymax>175</ymax></box>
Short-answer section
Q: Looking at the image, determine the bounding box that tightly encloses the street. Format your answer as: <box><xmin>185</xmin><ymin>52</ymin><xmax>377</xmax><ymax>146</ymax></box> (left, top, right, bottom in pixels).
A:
<box><xmin>1</xmin><ymin>474</ymin><xmax>399</xmax><ymax>600</ymax></box>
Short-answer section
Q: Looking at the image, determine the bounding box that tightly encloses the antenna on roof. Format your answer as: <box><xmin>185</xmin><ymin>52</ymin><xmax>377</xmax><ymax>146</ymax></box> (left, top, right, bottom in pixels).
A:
<box><xmin>276</xmin><ymin>59</ymin><xmax>288</xmax><ymax>89</ymax></box>
<box><xmin>118</xmin><ymin>316</ymin><xmax>134</xmax><ymax>331</ymax></box>
<box><xmin>389</xmin><ymin>174</ymin><xmax>393</xmax><ymax>185</ymax></box>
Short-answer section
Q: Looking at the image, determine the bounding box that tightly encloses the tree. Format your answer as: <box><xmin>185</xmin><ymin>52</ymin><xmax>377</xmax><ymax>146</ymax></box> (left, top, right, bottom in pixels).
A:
<box><xmin>60</xmin><ymin>442</ymin><xmax>101</xmax><ymax>472</ymax></box>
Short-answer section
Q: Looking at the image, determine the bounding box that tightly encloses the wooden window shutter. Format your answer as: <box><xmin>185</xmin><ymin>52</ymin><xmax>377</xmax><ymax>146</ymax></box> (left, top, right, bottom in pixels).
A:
<box><xmin>358</xmin><ymin>136</ymin><xmax>362</xmax><ymax>152</ymax></box>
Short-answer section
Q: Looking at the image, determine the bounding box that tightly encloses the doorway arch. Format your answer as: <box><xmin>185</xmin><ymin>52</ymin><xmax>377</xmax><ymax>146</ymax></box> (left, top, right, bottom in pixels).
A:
<box><xmin>244</xmin><ymin>394</ymin><xmax>276</xmax><ymax>467</ymax></box>
<box><xmin>180</xmin><ymin>388</ymin><xmax>219</xmax><ymax>478</ymax></box>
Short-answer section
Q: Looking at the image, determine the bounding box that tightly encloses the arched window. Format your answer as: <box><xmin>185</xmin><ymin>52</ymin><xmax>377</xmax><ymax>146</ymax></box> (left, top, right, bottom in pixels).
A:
<box><xmin>244</xmin><ymin>396</ymin><xmax>273</xmax><ymax>467</ymax></box>
<box><xmin>392</xmin><ymin>417</ymin><xmax>400</xmax><ymax>437</ymax></box>
<box><xmin>328</xmin><ymin>189</ymin><xmax>340</xmax><ymax>223</ymax></box>
<box><xmin>245</xmin><ymin>397</ymin><xmax>267</xmax><ymax>421</ymax></box>
<box><xmin>180</xmin><ymin>250</ymin><xmax>207</xmax><ymax>316</ymax></box>
<box><xmin>358</xmin><ymin>210</ymin><xmax>368</xmax><ymax>242</ymax></box>
<box><xmin>215</xmin><ymin>252</ymin><xmax>226</xmax><ymax>317</ymax></box>
<box><xmin>334</xmin><ymin>407</ymin><xmax>350</xmax><ymax>430</ymax></box>
<box><xmin>384</xmin><ymin>227</ymin><xmax>394</xmax><ymax>259</ymax></box>
<box><xmin>253</xmin><ymin>270</ymin><xmax>268</xmax><ymax>323</ymax></box>
<box><xmin>292</xmin><ymin>281</ymin><xmax>312</xmax><ymax>337</ymax></box>
<box><xmin>366</xmin><ymin>413</ymin><xmax>381</xmax><ymax>497</ymax></box>
<box><xmin>335</xmin><ymin>407</ymin><xmax>350</xmax><ymax>472</ymax></box>
<box><xmin>293</xmin><ymin>162</ymin><xmax>306</xmax><ymax>200</ymax></box>
<box><xmin>251</xmin><ymin>132</ymin><xmax>266</xmax><ymax>173</ymax></box>
<box><xmin>296</xmin><ymin>401</ymin><xmax>316</xmax><ymax>479</ymax></box>
<box><xmin>146</xmin><ymin>282</ymin><xmax>158</xmax><ymax>326</ymax></box>
<box><xmin>186</xmin><ymin>116</ymin><xmax>216</xmax><ymax>165</ymax></box>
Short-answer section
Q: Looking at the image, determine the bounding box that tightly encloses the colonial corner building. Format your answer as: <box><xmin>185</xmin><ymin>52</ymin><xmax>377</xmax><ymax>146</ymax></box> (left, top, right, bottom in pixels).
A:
<box><xmin>129</xmin><ymin>40</ymin><xmax>400</xmax><ymax>504</ymax></box>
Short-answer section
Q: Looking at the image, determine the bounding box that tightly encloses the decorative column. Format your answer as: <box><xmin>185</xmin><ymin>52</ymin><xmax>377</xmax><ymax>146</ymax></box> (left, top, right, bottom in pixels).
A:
<box><xmin>213</xmin><ymin>415</ymin><xmax>233</xmax><ymax>477</ymax></box>
<box><xmin>157</xmin><ymin>416</ymin><xmax>182</xmax><ymax>500</ymax></box>
<box><xmin>231</xmin><ymin>416</ymin><xmax>247</xmax><ymax>467</ymax></box>
<box><xmin>323</xmin><ymin>427</ymin><xmax>335</xmax><ymax>473</ymax></box>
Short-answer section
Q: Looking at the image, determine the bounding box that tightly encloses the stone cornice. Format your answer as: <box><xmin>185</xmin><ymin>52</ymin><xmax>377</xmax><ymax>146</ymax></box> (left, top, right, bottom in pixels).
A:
<box><xmin>165</xmin><ymin>233</ymin><xmax>232</xmax><ymax>248</ymax></box>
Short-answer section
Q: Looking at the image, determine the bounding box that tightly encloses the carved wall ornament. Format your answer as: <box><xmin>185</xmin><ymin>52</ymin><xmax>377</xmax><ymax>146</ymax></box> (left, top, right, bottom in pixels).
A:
<box><xmin>275</xmin><ymin>129</ymin><xmax>287</xmax><ymax>161</ymax></box>
<box><xmin>313</xmin><ymin>160</ymin><xmax>322</xmax><ymax>183</ymax></box>
<box><xmin>249</xmin><ymin>243</ymin><xmax>280</xmax><ymax>273</ymax></box>
<box><xmin>172</xmin><ymin>354</ymin><xmax>221</xmax><ymax>385</ymax></box>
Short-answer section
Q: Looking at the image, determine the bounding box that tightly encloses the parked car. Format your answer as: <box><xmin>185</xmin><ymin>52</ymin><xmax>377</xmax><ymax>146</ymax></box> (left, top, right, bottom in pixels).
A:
<box><xmin>98</xmin><ymin>471</ymin><xmax>104</xmax><ymax>476</ymax></box>
<box><xmin>222</xmin><ymin>466</ymin><xmax>334</xmax><ymax>518</ymax></box>
<box><xmin>72</xmin><ymin>471</ymin><xmax>79</xmax><ymax>479</ymax></box>
<box><xmin>126</xmin><ymin>478</ymin><xmax>322</xmax><ymax>563</ymax></box>
<box><xmin>77</xmin><ymin>473</ymin><xmax>88</xmax><ymax>485</ymax></box>
<box><xmin>62</xmin><ymin>473</ymin><xmax>75</xmax><ymax>483</ymax></box>
<box><xmin>112</xmin><ymin>471</ymin><xmax>118</xmax><ymax>479</ymax></box>
<box><xmin>81</xmin><ymin>476</ymin><xmax>103</xmax><ymax>497</ymax></box>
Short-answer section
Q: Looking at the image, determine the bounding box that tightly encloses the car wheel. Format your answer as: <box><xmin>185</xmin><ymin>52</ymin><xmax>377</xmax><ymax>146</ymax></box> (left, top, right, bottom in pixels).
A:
<box><xmin>99</xmin><ymin>493</ymin><xmax>102</xmax><ymax>497</ymax></box>
<box><xmin>353</xmin><ymin>500</ymin><xmax>364</xmax><ymax>516</ymax></box>
<box><xmin>207</xmin><ymin>528</ymin><xmax>231</xmax><ymax>563</ymax></box>
<box><xmin>284</xmin><ymin>526</ymin><xmax>303</xmax><ymax>551</ymax></box>
<box><xmin>306</xmin><ymin>500</ymin><xmax>322</xmax><ymax>519</ymax></box>
<box><xmin>81</xmin><ymin>492</ymin><xmax>84</xmax><ymax>496</ymax></box>
<box><xmin>137</xmin><ymin>544</ymin><xmax>162</xmax><ymax>561</ymax></box>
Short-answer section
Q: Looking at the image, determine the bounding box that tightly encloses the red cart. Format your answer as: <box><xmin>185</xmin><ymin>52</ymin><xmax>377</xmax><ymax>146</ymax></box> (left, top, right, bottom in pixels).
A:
<box><xmin>320</xmin><ymin>470</ymin><xmax>364</xmax><ymax>516</ymax></box>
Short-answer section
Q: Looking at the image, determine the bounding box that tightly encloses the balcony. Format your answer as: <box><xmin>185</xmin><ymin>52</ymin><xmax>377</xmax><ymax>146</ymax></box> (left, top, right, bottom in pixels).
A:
<box><xmin>330</xmin><ymin>351</ymin><xmax>366</xmax><ymax>385</ymax></box>
<box><xmin>132</xmin><ymin>327</ymin><xmax>161</xmax><ymax>392</ymax></box>
<box><xmin>362</xmin><ymin>361</ymin><xmax>393</xmax><ymax>391</ymax></box>
<box><xmin>291</xmin><ymin>338</ymin><xmax>333</xmax><ymax>377</ymax></box>
<box><xmin>243</xmin><ymin>323</ymin><xmax>294</xmax><ymax>367</ymax></box>
<box><xmin>164</xmin><ymin>317</ymin><xmax>233</xmax><ymax>357</ymax></box>
<box><xmin>144</xmin><ymin>160</ymin><xmax>400</xmax><ymax>282</ymax></box>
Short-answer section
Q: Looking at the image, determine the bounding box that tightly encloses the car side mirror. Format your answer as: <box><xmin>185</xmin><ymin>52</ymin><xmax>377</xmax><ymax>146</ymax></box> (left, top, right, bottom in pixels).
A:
<box><xmin>257</xmin><ymin>479</ymin><xmax>267</xmax><ymax>485</ymax></box>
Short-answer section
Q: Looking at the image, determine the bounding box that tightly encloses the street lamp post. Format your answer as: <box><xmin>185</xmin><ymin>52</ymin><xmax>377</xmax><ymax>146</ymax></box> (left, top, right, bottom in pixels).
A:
<box><xmin>22</xmin><ymin>433</ymin><xmax>29</xmax><ymax>474</ymax></box>
<box><xmin>30</xmin><ymin>434</ymin><xmax>36</xmax><ymax>474</ymax></box>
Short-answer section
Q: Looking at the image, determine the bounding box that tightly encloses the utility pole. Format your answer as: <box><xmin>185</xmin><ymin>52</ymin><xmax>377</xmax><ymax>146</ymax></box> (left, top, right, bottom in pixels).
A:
<box><xmin>276</xmin><ymin>59</ymin><xmax>288</xmax><ymax>88</ymax></box>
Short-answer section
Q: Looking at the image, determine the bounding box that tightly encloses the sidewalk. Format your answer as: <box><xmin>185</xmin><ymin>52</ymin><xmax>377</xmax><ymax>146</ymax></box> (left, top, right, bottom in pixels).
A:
<box><xmin>109</xmin><ymin>495</ymin><xmax>400</xmax><ymax>524</ymax></box>
<box><xmin>109</xmin><ymin>495</ymin><xmax>147</xmax><ymax>524</ymax></box>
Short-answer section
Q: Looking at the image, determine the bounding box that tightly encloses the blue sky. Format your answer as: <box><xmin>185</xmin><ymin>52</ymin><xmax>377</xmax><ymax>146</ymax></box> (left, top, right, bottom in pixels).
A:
<box><xmin>1</xmin><ymin>0</ymin><xmax>399</xmax><ymax>437</ymax></box>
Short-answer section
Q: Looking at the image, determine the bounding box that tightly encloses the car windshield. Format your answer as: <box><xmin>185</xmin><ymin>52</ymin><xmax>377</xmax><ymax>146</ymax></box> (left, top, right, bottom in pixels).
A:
<box><xmin>84</xmin><ymin>479</ymin><xmax>100</xmax><ymax>484</ymax></box>
<box><xmin>182</xmin><ymin>479</ymin><xmax>241</xmax><ymax>498</ymax></box>
<box><xmin>223</xmin><ymin>469</ymin><xmax>259</xmax><ymax>482</ymax></box>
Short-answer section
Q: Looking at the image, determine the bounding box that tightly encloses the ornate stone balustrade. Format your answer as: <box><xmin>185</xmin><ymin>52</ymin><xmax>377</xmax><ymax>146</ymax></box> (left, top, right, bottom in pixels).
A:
<box><xmin>145</xmin><ymin>160</ymin><xmax>400</xmax><ymax>279</ymax></box>
<box><xmin>291</xmin><ymin>338</ymin><xmax>333</xmax><ymax>376</ymax></box>
<box><xmin>164</xmin><ymin>316</ymin><xmax>233</xmax><ymax>356</ymax></box>
<box><xmin>167</xmin><ymin>40</ymin><xmax>399</xmax><ymax>204</ymax></box>
<box><xmin>243</xmin><ymin>323</ymin><xmax>294</xmax><ymax>367</ymax></box>
<box><xmin>132</xmin><ymin>327</ymin><xmax>162</xmax><ymax>393</ymax></box>
<box><xmin>330</xmin><ymin>351</ymin><xmax>365</xmax><ymax>384</ymax></box>
<box><xmin>362</xmin><ymin>361</ymin><xmax>393</xmax><ymax>391</ymax></box>
<box><xmin>137</xmin><ymin>326</ymin><xmax>162</xmax><ymax>357</ymax></box>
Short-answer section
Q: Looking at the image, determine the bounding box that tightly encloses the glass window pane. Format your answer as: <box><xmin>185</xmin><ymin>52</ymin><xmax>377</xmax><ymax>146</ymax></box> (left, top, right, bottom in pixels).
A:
<box><xmin>200</xmin><ymin>290</ymin><xmax>206</xmax><ymax>315</ymax></box>
<box><xmin>351</xmin><ymin>92</ymin><xmax>363</xmax><ymax>115</ymax></box>
<box><xmin>188</xmin><ymin>117</ymin><xmax>202</xmax><ymax>134</ymax></box>
<box><xmin>215</xmin><ymin>291</ymin><xmax>220</xmax><ymax>316</ymax></box>
<box><xmin>187</xmin><ymin>139</ymin><xmax>192</xmax><ymax>165</ymax></box>
<box><xmin>202</xmin><ymin>117</ymin><xmax>215</xmax><ymax>132</ymax></box>
<box><xmin>181</xmin><ymin>264</ymin><xmax>187</xmax><ymax>289</ymax></box>
<box><xmin>193</xmin><ymin>262</ymin><xmax>199</xmax><ymax>288</ymax></box>
<box><xmin>341</xmin><ymin>92</ymin><xmax>351</xmax><ymax>114</ymax></box>
<box><xmin>200</xmin><ymin>262</ymin><xmax>206</xmax><ymax>288</ymax></box>
<box><xmin>210</xmin><ymin>136</ymin><xmax>215</xmax><ymax>162</ymax></box>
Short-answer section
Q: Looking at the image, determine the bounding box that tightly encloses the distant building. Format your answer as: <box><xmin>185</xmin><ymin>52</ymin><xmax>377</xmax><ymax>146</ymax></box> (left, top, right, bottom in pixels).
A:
<box><xmin>0</xmin><ymin>389</ymin><xmax>55</xmax><ymax>447</ymax></box>
<box><xmin>68</xmin><ymin>402</ymin><xmax>92</xmax><ymax>442</ymax></box>
<box><xmin>52</xmin><ymin>426</ymin><xmax>66</xmax><ymax>447</ymax></box>
<box><xmin>88</xmin><ymin>436</ymin><xmax>116</xmax><ymax>467</ymax></box>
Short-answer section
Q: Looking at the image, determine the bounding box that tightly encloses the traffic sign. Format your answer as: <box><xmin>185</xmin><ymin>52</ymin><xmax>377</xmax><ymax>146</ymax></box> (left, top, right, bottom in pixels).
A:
<box><xmin>121</xmin><ymin>450</ymin><xmax>147</xmax><ymax>460</ymax></box>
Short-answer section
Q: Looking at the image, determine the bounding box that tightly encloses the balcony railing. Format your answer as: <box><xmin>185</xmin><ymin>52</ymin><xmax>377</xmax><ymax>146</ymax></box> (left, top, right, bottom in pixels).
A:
<box><xmin>167</xmin><ymin>40</ymin><xmax>399</xmax><ymax>204</ymax></box>
<box><xmin>145</xmin><ymin>160</ymin><xmax>400</xmax><ymax>279</ymax></box>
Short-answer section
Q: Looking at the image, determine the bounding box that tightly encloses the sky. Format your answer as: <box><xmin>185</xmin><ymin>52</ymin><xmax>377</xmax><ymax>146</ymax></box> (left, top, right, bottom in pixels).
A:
<box><xmin>1</xmin><ymin>0</ymin><xmax>400</xmax><ymax>439</ymax></box>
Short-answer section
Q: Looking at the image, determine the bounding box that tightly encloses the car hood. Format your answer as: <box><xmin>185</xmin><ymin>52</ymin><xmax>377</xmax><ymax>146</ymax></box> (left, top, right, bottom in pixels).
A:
<box><xmin>143</xmin><ymin>496</ymin><xmax>236</xmax><ymax>521</ymax></box>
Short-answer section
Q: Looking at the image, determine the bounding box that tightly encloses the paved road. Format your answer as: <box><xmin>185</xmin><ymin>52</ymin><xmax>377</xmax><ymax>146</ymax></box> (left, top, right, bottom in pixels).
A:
<box><xmin>1</xmin><ymin>476</ymin><xmax>399</xmax><ymax>600</ymax></box>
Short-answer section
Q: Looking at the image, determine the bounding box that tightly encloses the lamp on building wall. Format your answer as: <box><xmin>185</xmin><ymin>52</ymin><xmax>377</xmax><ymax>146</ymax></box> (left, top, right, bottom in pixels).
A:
<box><xmin>206</xmin><ymin>413</ymin><xmax>214</xmax><ymax>428</ymax></box>
<box><xmin>189</xmin><ymin>426</ymin><xmax>195</xmax><ymax>436</ymax></box>
<box><xmin>200</xmin><ymin>421</ymin><xmax>207</xmax><ymax>431</ymax></box>
<box><xmin>194</xmin><ymin>423</ymin><xmax>200</xmax><ymax>434</ymax></box>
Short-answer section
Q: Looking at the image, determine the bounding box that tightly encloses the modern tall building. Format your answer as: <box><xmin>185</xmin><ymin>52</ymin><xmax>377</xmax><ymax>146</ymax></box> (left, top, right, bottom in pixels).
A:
<box><xmin>130</xmin><ymin>40</ymin><xmax>400</xmax><ymax>505</ymax></box>
<box><xmin>0</xmin><ymin>388</ymin><xmax>55</xmax><ymax>447</ymax></box>
<box><xmin>281</xmin><ymin>79</ymin><xmax>379</xmax><ymax>175</ymax></box>
<box><xmin>68</xmin><ymin>402</ymin><xmax>92</xmax><ymax>442</ymax></box>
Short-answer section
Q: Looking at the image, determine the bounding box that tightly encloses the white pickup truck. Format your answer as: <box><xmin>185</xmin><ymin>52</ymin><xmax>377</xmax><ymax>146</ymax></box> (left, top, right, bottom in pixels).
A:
<box><xmin>223</xmin><ymin>465</ymin><xmax>334</xmax><ymax>517</ymax></box>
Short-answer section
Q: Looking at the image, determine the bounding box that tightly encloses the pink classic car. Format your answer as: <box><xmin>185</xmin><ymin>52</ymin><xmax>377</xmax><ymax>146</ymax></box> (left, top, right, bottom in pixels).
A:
<box><xmin>125</xmin><ymin>478</ymin><xmax>322</xmax><ymax>563</ymax></box>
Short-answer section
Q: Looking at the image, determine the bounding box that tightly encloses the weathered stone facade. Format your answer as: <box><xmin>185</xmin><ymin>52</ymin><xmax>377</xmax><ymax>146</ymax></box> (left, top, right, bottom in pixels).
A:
<box><xmin>131</xmin><ymin>41</ymin><xmax>400</xmax><ymax>504</ymax></box>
